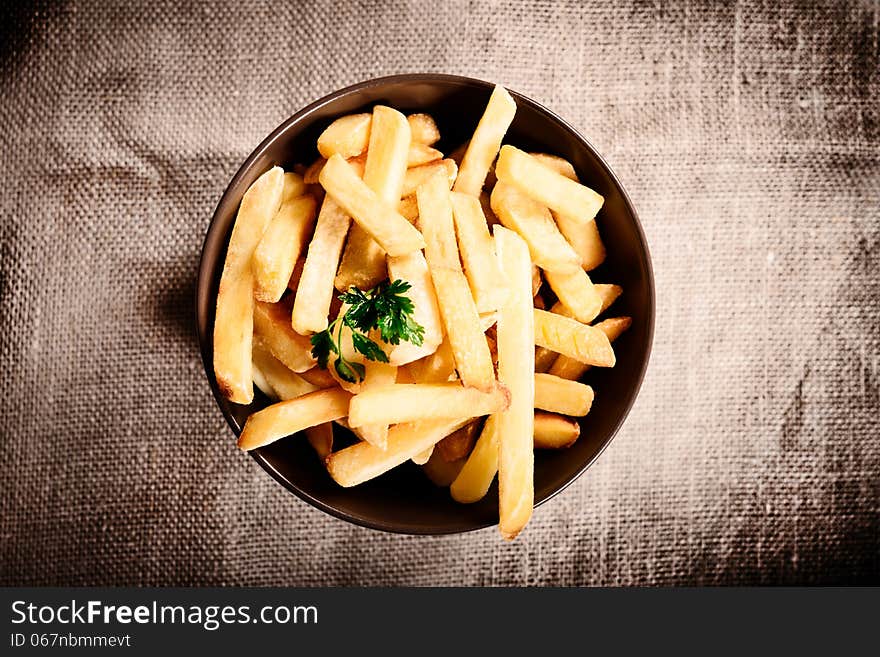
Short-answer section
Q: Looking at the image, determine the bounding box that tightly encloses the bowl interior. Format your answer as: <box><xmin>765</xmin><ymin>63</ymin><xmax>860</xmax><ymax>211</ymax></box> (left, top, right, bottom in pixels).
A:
<box><xmin>197</xmin><ymin>74</ymin><xmax>654</xmax><ymax>534</ymax></box>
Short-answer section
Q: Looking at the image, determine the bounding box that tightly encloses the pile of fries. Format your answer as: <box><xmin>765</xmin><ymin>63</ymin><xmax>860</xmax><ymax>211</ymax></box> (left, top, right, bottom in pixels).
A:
<box><xmin>213</xmin><ymin>85</ymin><xmax>631</xmax><ymax>540</ymax></box>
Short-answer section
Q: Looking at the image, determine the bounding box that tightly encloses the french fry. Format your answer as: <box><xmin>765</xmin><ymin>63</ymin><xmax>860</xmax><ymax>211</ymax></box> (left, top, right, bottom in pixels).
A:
<box><xmin>490</xmin><ymin>182</ymin><xmax>580</xmax><ymax>273</ymax></box>
<box><xmin>299</xmin><ymin>365</ymin><xmax>338</xmax><ymax>389</ymax></box>
<box><xmin>436</xmin><ymin>420</ymin><xmax>481</xmax><ymax>462</ymax></box>
<box><xmin>493</xmin><ymin>225</ymin><xmax>535</xmax><ymax>540</ymax></box>
<box><xmin>397</xmin><ymin>196</ymin><xmax>419</xmax><ymax>222</ymax></box>
<box><xmin>335</xmin><ymin>106</ymin><xmax>411</xmax><ymax>292</ymax></box>
<box><xmin>238</xmin><ymin>388</ymin><xmax>352</xmax><ymax>451</ymax></box>
<box><xmin>533</xmin><ymin>412</ymin><xmax>580</xmax><ymax>449</ymax></box>
<box><xmin>411</xmin><ymin>447</ymin><xmax>433</xmax><ymax>465</ymax></box>
<box><xmin>357</xmin><ymin>360</ymin><xmax>398</xmax><ymax>449</ymax></box>
<box><xmin>253</xmin><ymin>194</ymin><xmax>317</xmax><ymax>302</ymax></box>
<box><xmin>534</xmin><ymin>346</ymin><xmax>558</xmax><ymax>373</ymax></box>
<box><xmin>286</xmin><ymin>257</ymin><xmax>306</xmax><ymax>292</ymax></box>
<box><xmin>528</xmin><ymin>153</ymin><xmax>577</xmax><ymax>180</ymax></box>
<box><xmin>479</xmin><ymin>311</ymin><xmax>498</xmax><ymax>331</ymax></box>
<box><xmin>450</xmin><ymin>410</ymin><xmax>499</xmax><ymax>504</ymax></box>
<box><xmin>418</xmin><ymin>173</ymin><xmax>496</xmax><ymax>391</ymax></box>
<box><xmin>547</xmin><ymin>284</ymin><xmax>622</xmax><ymax>321</ymax></box>
<box><xmin>304</xmin><ymin>157</ymin><xmax>326</xmax><ymax>184</ymax></box>
<box><xmin>451</xmin><ymin>192</ymin><xmax>508</xmax><ymax>313</ymax></box>
<box><xmin>404</xmin><ymin>336</ymin><xmax>455</xmax><ymax>383</ymax></box>
<box><xmin>533</xmin><ymin>308</ymin><xmax>615</xmax><ymax>367</ymax></box>
<box><xmin>407</xmin><ymin>143</ymin><xmax>443</xmax><ymax>167</ymax></box>
<box><xmin>253</xmin><ymin>338</ymin><xmax>320</xmax><ymax>400</ymax></box>
<box><xmin>251</xmin><ymin>361</ymin><xmax>276</xmax><ymax>400</ymax></box>
<box><xmin>531</xmin><ymin>264</ymin><xmax>543</xmax><ymax>297</ymax></box>
<box><xmin>495</xmin><ymin>145</ymin><xmax>604</xmax><ymax>225</ymax></box>
<box><xmin>534</xmin><ymin>373</ymin><xmax>594</xmax><ymax>416</ymax></box>
<box><xmin>407</xmin><ymin>113</ymin><xmax>440</xmax><ymax>145</ymax></box>
<box><xmin>401</xmin><ymin>159</ymin><xmax>457</xmax><ymax>197</ymax></box>
<box><xmin>395</xmin><ymin>367</ymin><xmax>415</xmax><ymax>384</ymax></box>
<box><xmin>320</xmin><ymin>154</ymin><xmax>425</xmax><ymax>256</ymax></box>
<box><xmin>453</xmin><ymin>85</ymin><xmax>516</xmax><ymax>196</ymax></box>
<box><xmin>548</xmin><ymin>316</ymin><xmax>631</xmax><ymax>379</ymax></box>
<box><xmin>213</xmin><ymin>166</ymin><xmax>284</xmax><ymax>403</ymax></box>
<box><xmin>479</xmin><ymin>191</ymin><xmax>498</xmax><ymax>227</ymax></box>
<box><xmin>291</xmin><ymin>196</ymin><xmax>351</xmax><ymax>335</ymax></box>
<box><xmin>254</xmin><ymin>298</ymin><xmax>316</xmax><ymax>372</ymax></box>
<box><xmin>305</xmin><ymin>422</ymin><xmax>334</xmax><ymax>461</ymax></box>
<box><xmin>543</xmin><ymin>267</ymin><xmax>602</xmax><ymax>324</ymax></box>
<box><xmin>279</xmin><ymin>171</ymin><xmax>307</xmax><ymax>202</ymax></box>
<box><xmin>316</xmin><ymin>113</ymin><xmax>372</xmax><ymax>159</ymax></box>
<box><xmin>387</xmin><ymin>251</ymin><xmax>445</xmax><ymax>365</ymax></box>
<box><xmin>327</xmin><ymin>417</ymin><xmax>470</xmax><ymax>487</ymax></box>
<box><xmin>422</xmin><ymin>450</ymin><xmax>466</xmax><ymax>487</ymax></box>
<box><xmin>348</xmin><ymin>382</ymin><xmax>509</xmax><ymax>428</ymax></box>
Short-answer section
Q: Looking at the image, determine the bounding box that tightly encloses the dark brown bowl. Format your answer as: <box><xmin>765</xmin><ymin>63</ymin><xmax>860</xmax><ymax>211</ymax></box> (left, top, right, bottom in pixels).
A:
<box><xmin>196</xmin><ymin>74</ymin><xmax>654</xmax><ymax>535</ymax></box>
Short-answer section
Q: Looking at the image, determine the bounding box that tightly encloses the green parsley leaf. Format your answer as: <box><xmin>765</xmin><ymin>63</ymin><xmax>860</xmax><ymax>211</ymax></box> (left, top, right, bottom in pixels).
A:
<box><xmin>351</xmin><ymin>331</ymin><xmax>389</xmax><ymax>363</ymax></box>
<box><xmin>310</xmin><ymin>328</ymin><xmax>337</xmax><ymax>369</ymax></box>
<box><xmin>334</xmin><ymin>357</ymin><xmax>365</xmax><ymax>384</ymax></box>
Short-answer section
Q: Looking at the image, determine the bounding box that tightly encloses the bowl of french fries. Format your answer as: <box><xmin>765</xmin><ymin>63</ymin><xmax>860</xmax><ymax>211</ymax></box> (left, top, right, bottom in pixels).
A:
<box><xmin>196</xmin><ymin>74</ymin><xmax>654</xmax><ymax>538</ymax></box>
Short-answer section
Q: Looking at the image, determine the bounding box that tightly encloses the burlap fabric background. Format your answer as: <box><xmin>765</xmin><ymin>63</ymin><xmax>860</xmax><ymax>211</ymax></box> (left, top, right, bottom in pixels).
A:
<box><xmin>1</xmin><ymin>0</ymin><xmax>877</xmax><ymax>586</ymax></box>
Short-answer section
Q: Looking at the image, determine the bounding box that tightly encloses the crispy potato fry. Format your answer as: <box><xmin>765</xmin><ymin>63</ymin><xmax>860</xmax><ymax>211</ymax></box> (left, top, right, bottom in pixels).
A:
<box><xmin>286</xmin><ymin>257</ymin><xmax>306</xmax><ymax>292</ymax></box>
<box><xmin>214</xmin><ymin>166</ymin><xmax>284</xmax><ymax>403</ymax></box>
<box><xmin>397</xmin><ymin>195</ymin><xmax>419</xmax><ymax>222</ymax></box>
<box><xmin>253</xmin><ymin>194</ymin><xmax>317</xmax><ymax>302</ymax></box>
<box><xmin>479</xmin><ymin>311</ymin><xmax>498</xmax><ymax>331</ymax></box>
<box><xmin>533</xmin><ymin>308</ymin><xmax>615</xmax><ymax>367</ymax></box>
<box><xmin>291</xmin><ymin>196</ymin><xmax>351</xmax><ymax>335</ymax></box>
<box><xmin>528</xmin><ymin>153</ymin><xmax>577</xmax><ymax>180</ymax></box>
<box><xmin>496</xmin><ymin>145</ymin><xmax>604</xmax><ymax>224</ymax></box>
<box><xmin>453</xmin><ymin>85</ymin><xmax>516</xmax><ymax>196</ymax></box>
<box><xmin>251</xmin><ymin>361</ymin><xmax>276</xmax><ymax>400</ymax></box>
<box><xmin>334</xmin><ymin>226</ymin><xmax>387</xmax><ymax>291</ymax></box>
<box><xmin>304</xmin><ymin>157</ymin><xmax>326</xmax><ymax>184</ymax></box>
<box><xmin>411</xmin><ymin>446</ymin><xmax>433</xmax><ymax>465</ymax></box>
<box><xmin>548</xmin><ymin>316</ymin><xmax>631</xmax><ymax>380</ymax></box>
<box><xmin>533</xmin><ymin>412</ymin><xmax>580</xmax><ymax>449</ymax></box>
<box><xmin>490</xmin><ymin>182</ymin><xmax>580</xmax><ymax>273</ymax></box>
<box><xmin>238</xmin><ymin>388</ymin><xmax>352</xmax><ymax>451</ymax></box>
<box><xmin>253</xmin><ymin>338</ymin><xmax>320</xmax><ymax>400</ymax></box>
<box><xmin>418</xmin><ymin>173</ymin><xmax>496</xmax><ymax>391</ymax></box>
<box><xmin>407</xmin><ymin>113</ymin><xmax>440</xmax><ymax>145</ymax></box>
<box><xmin>404</xmin><ymin>336</ymin><xmax>455</xmax><ymax>383</ymax></box>
<box><xmin>436</xmin><ymin>420</ymin><xmax>481</xmax><ymax>462</ymax></box>
<box><xmin>493</xmin><ymin>225</ymin><xmax>535</xmax><ymax>540</ymax></box>
<box><xmin>320</xmin><ymin>154</ymin><xmax>425</xmax><ymax>256</ymax></box>
<box><xmin>422</xmin><ymin>450</ymin><xmax>466</xmax><ymax>487</ymax></box>
<box><xmin>299</xmin><ymin>365</ymin><xmax>338</xmax><ymax>389</ymax></box>
<box><xmin>395</xmin><ymin>367</ymin><xmax>415</xmax><ymax>384</ymax></box>
<box><xmin>348</xmin><ymin>382</ymin><xmax>509</xmax><ymax>428</ymax></box>
<box><xmin>479</xmin><ymin>191</ymin><xmax>498</xmax><ymax>226</ymax></box>
<box><xmin>327</xmin><ymin>417</ymin><xmax>470</xmax><ymax>487</ymax></box>
<box><xmin>305</xmin><ymin>422</ymin><xmax>334</xmax><ymax>461</ymax></box>
<box><xmin>254</xmin><ymin>298</ymin><xmax>316</xmax><ymax>372</ymax></box>
<box><xmin>402</xmin><ymin>159</ymin><xmax>457</xmax><ymax>197</ymax></box>
<box><xmin>357</xmin><ymin>360</ymin><xmax>398</xmax><ymax>449</ymax></box>
<box><xmin>543</xmin><ymin>267</ymin><xmax>602</xmax><ymax>324</ymax></box>
<box><xmin>547</xmin><ymin>284</ymin><xmax>621</xmax><ymax>321</ymax></box>
<box><xmin>407</xmin><ymin>143</ymin><xmax>443</xmax><ymax>167</ymax></box>
<box><xmin>317</xmin><ymin>113</ymin><xmax>372</xmax><ymax>159</ymax></box>
<box><xmin>534</xmin><ymin>346</ymin><xmax>558</xmax><ymax>373</ymax></box>
<box><xmin>451</xmin><ymin>192</ymin><xmax>508</xmax><ymax>313</ymax></box>
<box><xmin>387</xmin><ymin>251</ymin><xmax>445</xmax><ymax>365</ymax></box>
<box><xmin>450</xmin><ymin>413</ymin><xmax>499</xmax><ymax>504</ymax></box>
<box><xmin>534</xmin><ymin>373</ymin><xmax>594</xmax><ymax>416</ymax></box>
<box><xmin>280</xmin><ymin>172</ymin><xmax>307</xmax><ymax>202</ymax></box>
<box><xmin>531</xmin><ymin>264</ymin><xmax>542</xmax><ymax>297</ymax></box>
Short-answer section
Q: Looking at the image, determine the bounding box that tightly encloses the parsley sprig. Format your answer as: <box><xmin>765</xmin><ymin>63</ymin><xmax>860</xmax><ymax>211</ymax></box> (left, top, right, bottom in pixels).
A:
<box><xmin>310</xmin><ymin>279</ymin><xmax>425</xmax><ymax>383</ymax></box>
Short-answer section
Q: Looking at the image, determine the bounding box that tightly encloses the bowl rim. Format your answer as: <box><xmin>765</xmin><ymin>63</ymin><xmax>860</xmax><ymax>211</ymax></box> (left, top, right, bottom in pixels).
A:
<box><xmin>196</xmin><ymin>72</ymin><xmax>655</xmax><ymax>535</ymax></box>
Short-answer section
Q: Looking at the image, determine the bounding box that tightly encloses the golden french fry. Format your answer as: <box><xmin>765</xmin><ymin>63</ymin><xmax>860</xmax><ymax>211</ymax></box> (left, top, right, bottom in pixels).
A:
<box><xmin>407</xmin><ymin>113</ymin><xmax>440</xmax><ymax>145</ymax></box>
<box><xmin>411</xmin><ymin>446</ymin><xmax>433</xmax><ymax>465</ymax></box>
<box><xmin>251</xmin><ymin>361</ymin><xmax>277</xmax><ymax>400</ymax></box>
<box><xmin>299</xmin><ymin>365</ymin><xmax>338</xmax><ymax>389</ymax></box>
<box><xmin>496</xmin><ymin>145</ymin><xmax>604</xmax><ymax>224</ymax></box>
<box><xmin>493</xmin><ymin>225</ymin><xmax>535</xmax><ymax>540</ymax></box>
<box><xmin>450</xmin><ymin>411</ymin><xmax>499</xmax><ymax>504</ymax></box>
<box><xmin>548</xmin><ymin>316</ymin><xmax>631</xmax><ymax>380</ymax></box>
<box><xmin>335</xmin><ymin>106</ymin><xmax>411</xmax><ymax>292</ymax></box>
<box><xmin>286</xmin><ymin>257</ymin><xmax>306</xmax><ymax>292</ymax></box>
<box><xmin>395</xmin><ymin>367</ymin><xmax>415</xmax><ymax>384</ymax></box>
<box><xmin>479</xmin><ymin>311</ymin><xmax>498</xmax><ymax>331</ymax></box>
<box><xmin>407</xmin><ymin>142</ymin><xmax>443</xmax><ymax>167</ymax></box>
<box><xmin>357</xmin><ymin>360</ymin><xmax>398</xmax><ymax>450</ymax></box>
<box><xmin>534</xmin><ymin>373</ymin><xmax>594</xmax><ymax>416</ymax></box>
<box><xmin>253</xmin><ymin>194</ymin><xmax>317</xmax><ymax>302</ymax></box>
<box><xmin>304</xmin><ymin>157</ymin><xmax>326</xmax><ymax>184</ymax></box>
<box><xmin>291</xmin><ymin>196</ymin><xmax>351</xmax><ymax>335</ymax></box>
<box><xmin>528</xmin><ymin>153</ymin><xmax>577</xmax><ymax>180</ymax></box>
<box><xmin>534</xmin><ymin>308</ymin><xmax>615</xmax><ymax>367</ymax></box>
<box><xmin>397</xmin><ymin>195</ymin><xmax>419</xmax><ymax>222</ymax></box>
<box><xmin>320</xmin><ymin>154</ymin><xmax>425</xmax><ymax>256</ymax></box>
<box><xmin>479</xmin><ymin>191</ymin><xmax>498</xmax><ymax>227</ymax></box>
<box><xmin>254</xmin><ymin>298</ymin><xmax>316</xmax><ymax>373</ymax></box>
<box><xmin>533</xmin><ymin>412</ymin><xmax>580</xmax><ymax>449</ymax></box>
<box><xmin>213</xmin><ymin>166</ymin><xmax>284</xmax><ymax>403</ymax></box>
<box><xmin>404</xmin><ymin>336</ymin><xmax>455</xmax><ymax>383</ymax></box>
<box><xmin>316</xmin><ymin>113</ymin><xmax>372</xmax><ymax>159</ymax></box>
<box><xmin>327</xmin><ymin>417</ymin><xmax>470</xmax><ymax>487</ymax></box>
<box><xmin>534</xmin><ymin>346</ymin><xmax>558</xmax><ymax>373</ymax></box>
<box><xmin>305</xmin><ymin>422</ymin><xmax>334</xmax><ymax>461</ymax></box>
<box><xmin>543</xmin><ymin>267</ymin><xmax>602</xmax><ymax>324</ymax></box>
<box><xmin>548</xmin><ymin>284</ymin><xmax>621</xmax><ymax>320</ymax></box>
<box><xmin>531</xmin><ymin>264</ymin><xmax>542</xmax><ymax>297</ymax></box>
<box><xmin>280</xmin><ymin>172</ymin><xmax>307</xmax><ymax>202</ymax></box>
<box><xmin>418</xmin><ymin>173</ymin><xmax>496</xmax><ymax>391</ymax></box>
<box><xmin>348</xmin><ymin>382</ymin><xmax>509</xmax><ymax>428</ymax></box>
<box><xmin>436</xmin><ymin>420</ymin><xmax>481</xmax><ymax>462</ymax></box>
<box><xmin>422</xmin><ymin>450</ymin><xmax>466</xmax><ymax>487</ymax></box>
<box><xmin>387</xmin><ymin>251</ymin><xmax>445</xmax><ymax>365</ymax></box>
<box><xmin>238</xmin><ymin>388</ymin><xmax>352</xmax><ymax>451</ymax></box>
<box><xmin>402</xmin><ymin>159</ymin><xmax>458</xmax><ymax>197</ymax></box>
<box><xmin>253</xmin><ymin>338</ymin><xmax>320</xmax><ymax>400</ymax></box>
<box><xmin>453</xmin><ymin>85</ymin><xmax>516</xmax><ymax>196</ymax></box>
<box><xmin>450</xmin><ymin>192</ymin><xmax>508</xmax><ymax>313</ymax></box>
<box><xmin>490</xmin><ymin>182</ymin><xmax>580</xmax><ymax>273</ymax></box>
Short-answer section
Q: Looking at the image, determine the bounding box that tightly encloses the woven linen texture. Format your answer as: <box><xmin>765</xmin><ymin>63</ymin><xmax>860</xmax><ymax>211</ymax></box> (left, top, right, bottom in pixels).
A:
<box><xmin>0</xmin><ymin>0</ymin><xmax>877</xmax><ymax>585</ymax></box>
